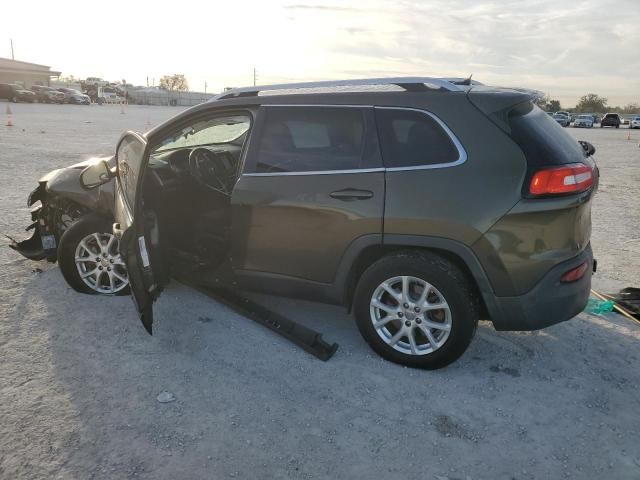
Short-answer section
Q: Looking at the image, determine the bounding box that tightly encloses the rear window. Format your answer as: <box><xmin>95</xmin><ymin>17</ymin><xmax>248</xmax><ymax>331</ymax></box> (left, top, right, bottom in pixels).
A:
<box><xmin>508</xmin><ymin>102</ymin><xmax>585</xmax><ymax>167</ymax></box>
<box><xmin>375</xmin><ymin>108</ymin><xmax>460</xmax><ymax>168</ymax></box>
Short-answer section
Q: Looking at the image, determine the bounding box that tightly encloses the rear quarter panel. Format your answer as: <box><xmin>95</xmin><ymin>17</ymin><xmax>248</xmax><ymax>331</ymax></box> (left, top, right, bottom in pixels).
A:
<box><xmin>380</xmin><ymin>92</ymin><xmax>527</xmax><ymax>246</ymax></box>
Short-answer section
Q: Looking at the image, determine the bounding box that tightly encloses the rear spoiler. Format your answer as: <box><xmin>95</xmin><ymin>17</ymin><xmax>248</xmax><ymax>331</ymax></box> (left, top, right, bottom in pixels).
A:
<box><xmin>467</xmin><ymin>86</ymin><xmax>544</xmax><ymax>133</ymax></box>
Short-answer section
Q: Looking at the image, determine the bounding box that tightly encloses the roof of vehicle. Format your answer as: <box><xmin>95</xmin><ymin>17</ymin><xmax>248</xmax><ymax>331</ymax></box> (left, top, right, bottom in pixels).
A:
<box><xmin>147</xmin><ymin>77</ymin><xmax>542</xmax><ymax>139</ymax></box>
<box><xmin>210</xmin><ymin>77</ymin><xmax>467</xmax><ymax>101</ymax></box>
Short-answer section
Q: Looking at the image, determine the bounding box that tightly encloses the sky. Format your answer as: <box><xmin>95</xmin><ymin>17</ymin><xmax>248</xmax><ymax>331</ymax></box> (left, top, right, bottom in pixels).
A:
<box><xmin>4</xmin><ymin>0</ymin><xmax>639</xmax><ymax>107</ymax></box>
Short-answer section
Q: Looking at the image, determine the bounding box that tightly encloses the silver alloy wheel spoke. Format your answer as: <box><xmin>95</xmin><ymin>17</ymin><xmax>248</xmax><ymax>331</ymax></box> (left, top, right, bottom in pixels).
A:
<box><xmin>401</xmin><ymin>276</ymin><xmax>410</xmax><ymax>303</ymax></box>
<box><xmin>370</xmin><ymin>275</ymin><xmax>452</xmax><ymax>356</ymax></box>
<box><xmin>407</xmin><ymin>329</ymin><xmax>418</xmax><ymax>355</ymax></box>
<box><xmin>372</xmin><ymin>299</ymin><xmax>397</xmax><ymax>315</ymax></box>
<box><xmin>373</xmin><ymin>315</ymin><xmax>399</xmax><ymax>329</ymax></box>
<box><xmin>74</xmin><ymin>232</ymin><xmax>129</xmax><ymax>294</ymax></box>
<box><xmin>418</xmin><ymin>324</ymin><xmax>439</xmax><ymax>350</ymax></box>
<box><xmin>422</xmin><ymin>301</ymin><xmax>449</xmax><ymax>311</ymax></box>
<box><xmin>422</xmin><ymin>319</ymin><xmax>451</xmax><ymax>331</ymax></box>
<box><xmin>388</xmin><ymin>329</ymin><xmax>405</xmax><ymax>346</ymax></box>
<box><xmin>380</xmin><ymin>281</ymin><xmax>401</xmax><ymax>303</ymax></box>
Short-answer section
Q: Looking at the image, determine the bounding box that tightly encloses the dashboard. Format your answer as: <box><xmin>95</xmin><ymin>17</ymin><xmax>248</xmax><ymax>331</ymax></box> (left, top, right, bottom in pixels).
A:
<box><xmin>148</xmin><ymin>145</ymin><xmax>242</xmax><ymax>196</ymax></box>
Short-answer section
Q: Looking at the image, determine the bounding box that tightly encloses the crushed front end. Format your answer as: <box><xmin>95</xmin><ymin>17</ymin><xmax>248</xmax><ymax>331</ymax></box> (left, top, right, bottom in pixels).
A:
<box><xmin>8</xmin><ymin>157</ymin><xmax>115</xmax><ymax>263</ymax></box>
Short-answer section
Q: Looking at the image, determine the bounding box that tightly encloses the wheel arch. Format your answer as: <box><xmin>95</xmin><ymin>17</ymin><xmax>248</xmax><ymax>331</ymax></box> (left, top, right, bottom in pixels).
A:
<box><xmin>340</xmin><ymin>234</ymin><xmax>498</xmax><ymax>321</ymax></box>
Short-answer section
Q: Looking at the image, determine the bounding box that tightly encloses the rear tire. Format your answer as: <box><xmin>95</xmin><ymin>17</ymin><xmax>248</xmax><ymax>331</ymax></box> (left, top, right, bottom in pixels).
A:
<box><xmin>353</xmin><ymin>251</ymin><xmax>479</xmax><ymax>369</ymax></box>
<box><xmin>58</xmin><ymin>215</ymin><xmax>129</xmax><ymax>295</ymax></box>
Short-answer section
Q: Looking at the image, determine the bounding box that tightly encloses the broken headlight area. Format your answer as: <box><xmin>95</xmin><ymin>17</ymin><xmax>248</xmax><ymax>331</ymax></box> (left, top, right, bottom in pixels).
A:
<box><xmin>9</xmin><ymin>187</ymin><xmax>88</xmax><ymax>262</ymax></box>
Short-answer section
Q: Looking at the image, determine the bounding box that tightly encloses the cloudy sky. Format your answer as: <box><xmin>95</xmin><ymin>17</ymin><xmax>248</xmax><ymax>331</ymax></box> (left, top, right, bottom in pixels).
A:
<box><xmin>5</xmin><ymin>0</ymin><xmax>639</xmax><ymax>106</ymax></box>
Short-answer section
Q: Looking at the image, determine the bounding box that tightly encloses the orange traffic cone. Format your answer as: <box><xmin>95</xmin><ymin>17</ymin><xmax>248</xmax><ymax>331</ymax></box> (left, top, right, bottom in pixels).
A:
<box><xmin>627</xmin><ymin>130</ymin><xmax>631</xmax><ymax>141</ymax></box>
<box><xmin>5</xmin><ymin>104</ymin><xmax>13</xmax><ymax>127</ymax></box>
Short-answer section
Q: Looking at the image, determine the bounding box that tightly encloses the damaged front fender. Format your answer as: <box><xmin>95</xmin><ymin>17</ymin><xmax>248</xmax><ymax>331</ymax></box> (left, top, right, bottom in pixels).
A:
<box><xmin>9</xmin><ymin>156</ymin><xmax>116</xmax><ymax>263</ymax></box>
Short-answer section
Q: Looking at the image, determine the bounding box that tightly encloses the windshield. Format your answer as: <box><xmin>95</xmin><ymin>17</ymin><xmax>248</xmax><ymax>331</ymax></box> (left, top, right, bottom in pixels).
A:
<box><xmin>156</xmin><ymin>115</ymin><xmax>251</xmax><ymax>152</ymax></box>
<box><xmin>577</xmin><ymin>115</ymin><xmax>591</xmax><ymax>119</ymax></box>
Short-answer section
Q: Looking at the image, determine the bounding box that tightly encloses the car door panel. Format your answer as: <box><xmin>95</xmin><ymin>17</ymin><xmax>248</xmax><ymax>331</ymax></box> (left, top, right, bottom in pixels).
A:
<box><xmin>112</xmin><ymin>131</ymin><xmax>162</xmax><ymax>334</ymax></box>
<box><xmin>230</xmin><ymin>105</ymin><xmax>384</xmax><ymax>285</ymax></box>
<box><xmin>231</xmin><ymin>171</ymin><xmax>384</xmax><ymax>283</ymax></box>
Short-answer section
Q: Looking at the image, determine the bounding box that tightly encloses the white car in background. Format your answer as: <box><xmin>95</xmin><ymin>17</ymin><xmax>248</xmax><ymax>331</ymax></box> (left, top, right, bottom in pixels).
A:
<box><xmin>630</xmin><ymin>116</ymin><xmax>640</xmax><ymax>129</ymax></box>
<box><xmin>573</xmin><ymin>114</ymin><xmax>594</xmax><ymax>128</ymax></box>
<box><xmin>96</xmin><ymin>86</ymin><xmax>125</xmax><ymax>105</ymax></box>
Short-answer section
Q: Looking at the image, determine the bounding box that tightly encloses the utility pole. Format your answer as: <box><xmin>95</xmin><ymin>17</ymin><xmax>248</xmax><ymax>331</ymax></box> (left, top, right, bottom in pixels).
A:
<box><xmin>253</xmin><ymin>67</ymin><xmax>257</xmax><ymax>86</ymax></box>
<box><xmin>10</xmin><ymin>39</ymin><xmax>14</xmax><ymax>60</ymax></box>
<box><xmin>204</xmin><ymin>81</ymin><xmax>207</xmax><ymax>94</ymax></box>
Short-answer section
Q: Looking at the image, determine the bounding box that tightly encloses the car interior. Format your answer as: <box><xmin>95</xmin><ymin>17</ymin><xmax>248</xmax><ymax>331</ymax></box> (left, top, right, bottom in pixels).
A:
<box><xmin>140</xmin><ymin>114</ymin><xmax>251</xmax><ymax>277</ymax></box>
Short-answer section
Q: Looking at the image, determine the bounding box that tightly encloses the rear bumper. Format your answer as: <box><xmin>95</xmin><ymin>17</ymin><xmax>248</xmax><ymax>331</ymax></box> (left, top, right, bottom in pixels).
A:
<box><xmin>490</xmin><ymin>244</ymin><xmax>593</xmax><ymax>331</ymax></box>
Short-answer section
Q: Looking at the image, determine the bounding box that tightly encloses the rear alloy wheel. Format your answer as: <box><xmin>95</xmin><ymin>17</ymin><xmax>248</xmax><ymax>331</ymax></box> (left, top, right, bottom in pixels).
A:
<box><xmin>369</xmin><ymin>276</ymin><xmax>452</xmax><ymax>356</ymax></box>
<box><xmin>58</xmin><ymin>215</ymin><xmax>129</xmax><ymax>295</ymax></box>
<box><xmin>354</xmin><ymin>251</ymin><xmax>478</xmax><ymax>369</ymax></box>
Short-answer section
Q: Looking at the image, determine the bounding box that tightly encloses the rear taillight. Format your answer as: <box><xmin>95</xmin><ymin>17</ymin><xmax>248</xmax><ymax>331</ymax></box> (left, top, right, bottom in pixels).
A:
<box><xmin>529</xmin><ymin>163</ymin><xmax>594</xmax><ymax>196</ymax></box>
<box><xmin>560</xmin><ymin>261</ymin><xmax>589</xmax><ymax>283</ymax></box>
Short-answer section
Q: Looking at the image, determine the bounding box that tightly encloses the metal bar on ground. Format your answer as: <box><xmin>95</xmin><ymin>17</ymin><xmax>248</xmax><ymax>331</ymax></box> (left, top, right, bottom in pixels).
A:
<box><xmin>192</xmin><ymin>285</ymin><xmax>339</xmax><ymax>361</ymax></box>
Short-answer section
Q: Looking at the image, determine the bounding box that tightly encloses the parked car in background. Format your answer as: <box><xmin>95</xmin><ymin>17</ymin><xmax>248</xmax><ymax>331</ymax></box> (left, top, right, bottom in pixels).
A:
<box><xmin>57</xmin><ymin>88</ymin><xmax>91</xmax><ymax>105</ymax></box>
<box><xmin>0</xmin><ymin>83</ymin><xmax>36</xmax><ymax>102</ymax></box>
<box><xmin>630</xmin><ymin>116</ymin><xmax>640</xmax><ymax>129</ymax></box>
<box><xmin>553</xmin><ymin>112</ymin><xmax>570</xmax><ymax>127</ymax></box>
<box><xmin>600</xmin><ymin>113</ymin><xmax>621</xmax><ymax>128</ymax></box>
<box><xmin>31</xmin><ymin>85</ymin><xmax>65</xmax><ymax>104</ymax></box>
<box><xmin>96</xmin><ymin>87</ymin><xmax>125</xmax><ymax>105</ymax></box>
<box><xmin>621</xmin><ymin>117</ymin><xmax>630</xmax><ymax>126</ymax></box>
<box><xmin>573</xmin><ymin>114</ymin><xmax>594</xmax><ymax>128</ymax></box>
<box><xmin>11</xmin><ymin>77</ymin><xmax>599</xmax><ymax>370</ymax></box>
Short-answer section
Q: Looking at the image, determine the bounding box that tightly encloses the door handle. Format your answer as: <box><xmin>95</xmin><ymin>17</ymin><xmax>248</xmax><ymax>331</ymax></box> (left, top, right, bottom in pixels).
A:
<box><xmin>329</xmin><ymin>189</ymin><xmax>374</xmax><ymax>201</ymax></box>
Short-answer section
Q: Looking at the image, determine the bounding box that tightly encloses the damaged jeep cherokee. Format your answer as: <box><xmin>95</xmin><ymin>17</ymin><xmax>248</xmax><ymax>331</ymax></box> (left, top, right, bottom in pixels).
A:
<box><xmin>11</xmin><ymin>77</ymin><xmax>599</xmax><ymax>369</ymax></box>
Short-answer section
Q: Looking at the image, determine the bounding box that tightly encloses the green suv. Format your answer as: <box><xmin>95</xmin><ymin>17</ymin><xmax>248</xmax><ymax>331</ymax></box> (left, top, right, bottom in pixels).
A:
<box><xmin>35</xmin><ymin>77</ymin><xmax>600</xmax><ymax>369</ymax></box>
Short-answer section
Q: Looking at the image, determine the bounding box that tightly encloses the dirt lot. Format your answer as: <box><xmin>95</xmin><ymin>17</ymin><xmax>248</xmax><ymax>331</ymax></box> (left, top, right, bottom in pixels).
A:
<box><xmin>1</xmin><ymin>102</ymin><xmax>639</xmax><ymax>480</ymax></box>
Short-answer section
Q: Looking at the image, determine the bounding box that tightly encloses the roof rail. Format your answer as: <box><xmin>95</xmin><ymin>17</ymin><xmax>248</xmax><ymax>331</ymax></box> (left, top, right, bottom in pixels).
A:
<box><xmin>210</xmin><ymin>77</ymin><xmax>464</xmax><ymax>101</ymax></box>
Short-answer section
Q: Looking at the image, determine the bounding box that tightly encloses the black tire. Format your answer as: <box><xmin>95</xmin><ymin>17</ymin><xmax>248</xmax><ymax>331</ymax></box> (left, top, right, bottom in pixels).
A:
<box><xmin>58</xmin><ymin>215</ymin><xmax>129</xmax><ymax>295</ymax></box>
<box><xmin>353</xmin><ymin>251</ymin><xmax>479</xmax><ymax>369</ymax></box>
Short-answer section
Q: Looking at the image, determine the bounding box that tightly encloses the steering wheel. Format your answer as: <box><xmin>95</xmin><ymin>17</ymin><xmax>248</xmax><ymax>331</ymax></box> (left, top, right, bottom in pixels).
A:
<box><xmin>188</xmin><ymin>147</ymin><xmax>230</xmax><ymax>194</ymax></box>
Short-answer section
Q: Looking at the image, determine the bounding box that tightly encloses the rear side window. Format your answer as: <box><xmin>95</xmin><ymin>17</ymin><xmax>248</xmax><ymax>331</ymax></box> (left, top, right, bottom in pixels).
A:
<box><xmin>508</xmin><ymin>102</ymin><xmax>585</xmax><ymax>167</ymax></box>
<box><xmin>375</xmin><ymin>108</ymin><xmax>460</xmax><ymax>168</ymax></box>
<box><xmin>254</xmin><ymin>107</ymin><xmax>364</xmax><ymax>173</ymax></box>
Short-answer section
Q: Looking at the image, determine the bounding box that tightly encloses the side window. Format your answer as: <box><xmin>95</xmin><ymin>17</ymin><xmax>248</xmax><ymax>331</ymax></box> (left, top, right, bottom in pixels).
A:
<box><xmin>375</xmin><ymin>108</ymin><xmax>460</xmax><ymax>168</ymax></box>
<box><xmin>253</xmin><ymin>107</ymin><xmax>365</xmax><ymax>173</ymax></box>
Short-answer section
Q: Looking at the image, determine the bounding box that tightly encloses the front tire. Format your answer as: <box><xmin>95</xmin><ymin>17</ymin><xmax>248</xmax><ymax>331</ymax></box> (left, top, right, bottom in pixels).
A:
<box><xmin>353</xmin><ymin>251</ymin><xmax>479</xmax><ymax>369</ymax></box>
<box><xmin>58</xmin><ymin>215</ymin><xmax>129</xmax><ymax>295</ymax></box>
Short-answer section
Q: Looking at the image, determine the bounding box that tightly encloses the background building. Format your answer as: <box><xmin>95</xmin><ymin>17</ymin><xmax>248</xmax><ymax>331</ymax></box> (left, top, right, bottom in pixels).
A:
<box><xmin>0</xmin><ymin>57</ymin><xmax>61</xmax><ymax>87</ymax></box>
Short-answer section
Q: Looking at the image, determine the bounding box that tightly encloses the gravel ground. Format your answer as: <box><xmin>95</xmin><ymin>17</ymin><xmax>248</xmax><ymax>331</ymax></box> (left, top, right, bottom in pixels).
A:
<box><xmin>1</xmin><ymin>102</ymin><xmax>639</xmax><ymax>480</ymax></box>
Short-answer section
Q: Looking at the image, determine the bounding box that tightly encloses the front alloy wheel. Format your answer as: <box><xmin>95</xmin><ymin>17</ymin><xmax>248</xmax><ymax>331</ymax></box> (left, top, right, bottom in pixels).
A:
<box><xmin>370</xmin><ymin>276</ymin><xmax>451</xmax><ymax>355</ymax></box>
<box><xmin>74</xmin><ymin>232</ymin><xmax>128</xmax><ymax>294</ymax></box>
<box><xmin>58</xmin><ymin>214</ymin><xmax>130</xmax><ymax>295</ymax></box>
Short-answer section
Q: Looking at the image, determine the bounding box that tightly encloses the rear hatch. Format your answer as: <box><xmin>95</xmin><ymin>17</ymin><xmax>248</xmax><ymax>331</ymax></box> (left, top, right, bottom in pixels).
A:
<box><xmin>467</xmin><ymin>87</ymin><xmax>598</xmax><ymax>296</ymax></box>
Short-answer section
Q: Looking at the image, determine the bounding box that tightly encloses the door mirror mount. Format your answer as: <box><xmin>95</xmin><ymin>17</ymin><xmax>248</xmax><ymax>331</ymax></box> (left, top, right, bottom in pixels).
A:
<box><xmin>80</xmin><ymin>160</ymin><xmax>114</xmax><ymax>189</ymax></box>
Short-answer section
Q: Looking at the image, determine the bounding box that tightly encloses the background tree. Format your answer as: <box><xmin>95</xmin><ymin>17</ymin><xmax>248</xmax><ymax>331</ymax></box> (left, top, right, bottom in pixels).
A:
<box><xmin>534</xmin><ymin>93</ymin><xmax>561</xmax><ymax>112</ymax></box>
<box><xmin>59</xmin><ymin>74</ymin><xmax>78</xmax><ymax>84</ymax></box>
<box><xmin>548</xmin><ymin>99</ymin><xmax>562</xmax><ymax>112</ymax></box>
<box><xmin>621</xmin><ymin>103</ymin><xmax>639</xmax><ymax>114</ymax></box>
<box><xmin>534</xmin><ymin>93</ymin><xmax>550</xmax><ymax>110</ymax></box>
<box><xmin>159</xmin><ymin>74</ymin><xmax>189</xmax><ymax>91</ymax></box>
<box><xmin>576</xmin><ymin>93</ymin><xmax>608</xmax><ymax>113</ymax></box>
